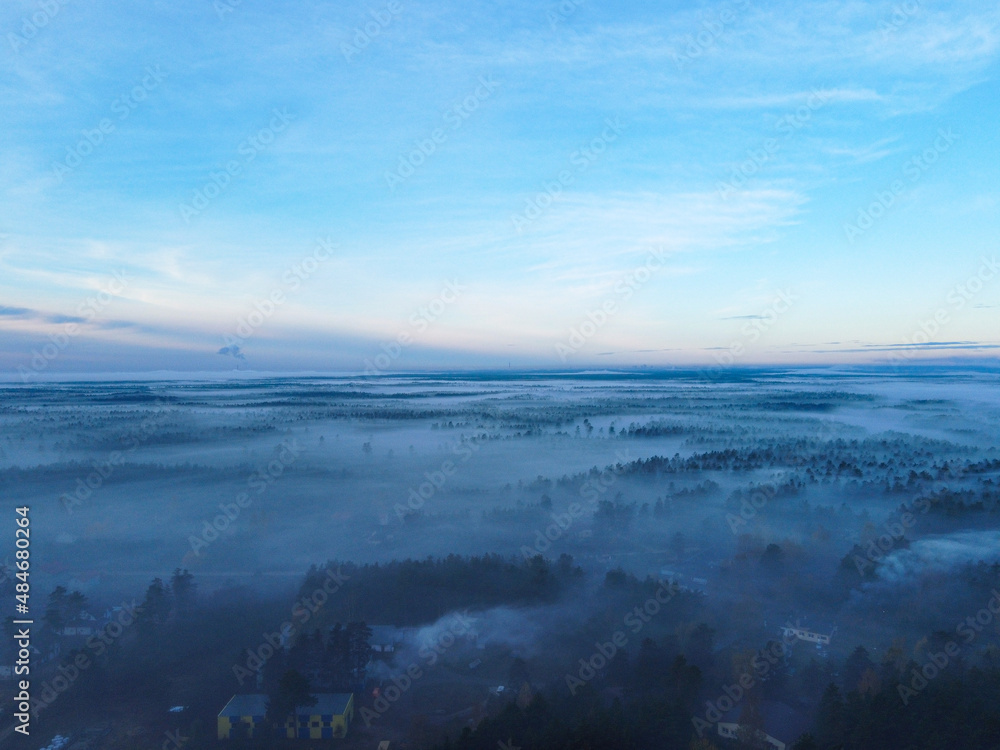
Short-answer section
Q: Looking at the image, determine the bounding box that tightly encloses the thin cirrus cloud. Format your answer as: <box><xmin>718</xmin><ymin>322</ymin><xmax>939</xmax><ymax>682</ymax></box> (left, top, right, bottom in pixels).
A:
<box><xmin>0</xmin><ymin>305</ymin><xmax>87</xmax><ymax>326</ymax></box>
<box><xmin>805</xmin><ymin>342</ymin><xmax>1000</xmax><ymax>354</ymax></box>
<box><xmin>0</xmin><ymin>0</ymin><xmax>999</xmax><ymax>374</ymax></box>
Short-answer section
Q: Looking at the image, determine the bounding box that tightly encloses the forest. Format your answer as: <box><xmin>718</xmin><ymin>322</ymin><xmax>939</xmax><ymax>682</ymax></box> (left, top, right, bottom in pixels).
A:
<box><xmin>1</xmin><ymin>370</ymin><xmax>998</xmax><ymax>748</ymax></box>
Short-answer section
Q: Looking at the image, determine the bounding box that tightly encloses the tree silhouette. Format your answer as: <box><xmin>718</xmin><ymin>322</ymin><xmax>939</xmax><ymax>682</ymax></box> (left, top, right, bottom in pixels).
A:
<box><xmin>266</xmin><ymin>668</ymin><xmax>316</xmax><ymax>732</ymax></box>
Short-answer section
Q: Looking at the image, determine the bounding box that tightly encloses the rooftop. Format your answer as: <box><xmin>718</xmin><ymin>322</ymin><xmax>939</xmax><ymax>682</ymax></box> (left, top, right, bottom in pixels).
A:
<box><xmin>305</xmin><ymin>693</ymin><xmax>353</xmax><ymax>716</ymax></box>
<box><xmin>219</xmin><ymin>694</ymin><xmax>268</xmax><ymax>717</ymax></box>
<box><xmin>219</xmin><ymin>693</ymin><xmax>353</xmax><ymax>718</ymax></box>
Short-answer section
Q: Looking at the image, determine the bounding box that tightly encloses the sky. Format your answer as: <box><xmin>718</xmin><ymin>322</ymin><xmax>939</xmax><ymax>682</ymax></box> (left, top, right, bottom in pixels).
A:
<box><xmin>1</xmin><ymin>0</ymin><xmax>999</xmax><ymax>376</ymax></box>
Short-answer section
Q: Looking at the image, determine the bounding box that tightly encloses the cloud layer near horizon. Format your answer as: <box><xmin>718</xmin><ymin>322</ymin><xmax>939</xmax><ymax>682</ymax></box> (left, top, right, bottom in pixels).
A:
<box><xmin>1</xmin><ymin>0</ymin><xmax>999</xmax><ymax>374</ymax></box>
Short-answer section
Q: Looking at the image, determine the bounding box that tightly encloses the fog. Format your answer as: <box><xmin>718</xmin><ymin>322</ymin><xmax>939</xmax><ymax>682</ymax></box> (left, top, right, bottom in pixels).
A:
<box><xmin>3</xmin><ymin>369</ymin><xmax>1000</xmax><ymax>748</ymax></box>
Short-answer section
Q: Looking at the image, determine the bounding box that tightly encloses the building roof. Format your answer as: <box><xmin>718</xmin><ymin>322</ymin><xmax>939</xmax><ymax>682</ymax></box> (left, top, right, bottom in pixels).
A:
<box><xmin>219</xmin><ymin>693</ymin><xmax>353</xmax><ymax>719</ymax></box>
<box><xmin>303</xmin><ymin>693</ymin><xmax>353</xmax><ymax>716</ymax></box>
<box><xmin>219</xmin><ymin>694</ymin><xmax>269</xmax><ymax>717</ymax></box>
<box><xmin>721</xmin><ymin>698</ymin><xmax>810</xmax><ymax>746</ymax></box>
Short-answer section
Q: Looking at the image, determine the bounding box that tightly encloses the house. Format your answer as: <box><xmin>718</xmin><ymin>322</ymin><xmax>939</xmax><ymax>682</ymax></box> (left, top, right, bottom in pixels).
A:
<box><xmin>369</xmin><ymin>626</ymin><xmax>413</xmax><ymax>655</ymax></box>
<box><xmin>218</xmin><ymin>694</ymin><xmax>268</xmax><ymax>739</ymax></box>
<box><xmin>61</xmin><ymin>612</ymin><xmax>98</xmax><ymax>637</ymax></box>
<box><xmin>218</xmin><ymin>693</ymin><xmax>354</xmax><ymax>740</ymax></box>
<box><xmin>286</xmin><ymin>693</ymin><xmax>354</xmax><ymax>739</ymax></box>
<box><xmin>718</xmin><ymin>698</ymin><xmax>810</xmax><ymax>750</ymax></box>
<box><xmin>718</xmin><ymin>722</ymin><xmax>785</xmax><ymax>750</ymax></box>
<box><xmin>780</xmin><ymin>625</ymin><xmax>834</xmax><ymax>645</ymax></box>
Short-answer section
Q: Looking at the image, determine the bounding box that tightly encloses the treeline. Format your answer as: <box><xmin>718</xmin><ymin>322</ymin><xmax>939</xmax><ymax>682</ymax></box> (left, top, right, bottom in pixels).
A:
<box><xmin>912</xmin><ymin>485</ymin><xmax>1000</xmax><ymax>515</ymax></box>
<box><xmin>427</xmin><ymin>643</ymin><xmax>1000</xmax><ymax>750</ymax></box>
<box><xmin>481</xmin><ymin>496</ymin><xmax>553</xmax><ymax>524</ymax></box>
<box><xmin>298</xmin><ymin>554</ymin><xmax>584</xmax><ymax>626</ymax></box>
<box><xmin>587</xmin><ymin>480</ymin><xmax>722</xmax><ymax>524</ymax></box>
<box><xmin>435</xmin><ymin>667</ymin><xmax>702</xmax><ymax>750</ymax></box>
<box><xmin>261</xmin><ymin>622</ymin><xmax>372</xmax><ymax>694</ymax></box>
<box><xmin>567</xmin><ymin>435</ymin><xmax>979</xmax><ymax>481</ymax></box>
<box><xmin>802</xmin><ymin>658</ymin><xmax>1000</xmax><ymax>749</ymax></box>
<box><xmin>0</xmin><ymin>461</ymin><xmax>226</xmax><ymax>486</ymax></box>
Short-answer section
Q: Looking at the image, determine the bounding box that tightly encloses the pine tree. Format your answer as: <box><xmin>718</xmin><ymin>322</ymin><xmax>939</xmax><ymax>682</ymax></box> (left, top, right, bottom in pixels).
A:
<box><xmin>170</xmin><ymin>569</ymin><xmax>196</xmax><ymax>615</ymax></box>
<box><xmin>815</xmin><ymin>682</ymin><xmax>846</xmax><ymax>748</ymax></box>
<box><xmin>266</xmin><ymin>669</ymin><xmax>315</xmax><ymax>732</ymax></box>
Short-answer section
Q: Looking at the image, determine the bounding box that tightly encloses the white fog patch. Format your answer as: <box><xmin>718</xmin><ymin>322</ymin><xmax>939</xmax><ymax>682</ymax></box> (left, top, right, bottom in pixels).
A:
<box><xmin>876</xmin><ymin>530</ymin><xmax>1000</xmax><ymax>584</ymax></box>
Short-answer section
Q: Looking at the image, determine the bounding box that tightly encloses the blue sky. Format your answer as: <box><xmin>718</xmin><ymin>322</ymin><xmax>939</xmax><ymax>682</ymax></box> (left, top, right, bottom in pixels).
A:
<box><xmin>1</xmin><ymin>0</ymin><xmax>999</xmax><ymax>375</ymax></box>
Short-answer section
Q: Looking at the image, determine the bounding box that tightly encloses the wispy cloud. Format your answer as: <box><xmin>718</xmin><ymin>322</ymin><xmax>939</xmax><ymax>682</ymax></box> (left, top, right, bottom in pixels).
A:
<box><xmin>0</xmin><ymin>0</ymin><xmax>998</xmax><ymax>371</ymax></box>
<box><xmin>805</xmin><ymin>341</ymin><xmax>1000</xmax><ymax>354</ymax></box>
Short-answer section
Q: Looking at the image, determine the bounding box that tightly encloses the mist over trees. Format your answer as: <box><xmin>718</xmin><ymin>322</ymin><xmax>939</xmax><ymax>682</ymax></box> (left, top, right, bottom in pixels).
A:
<box><xmin>2</xmin><ymin>372</ymin><xmax>1000</xmax><ymax>748</ymax></box>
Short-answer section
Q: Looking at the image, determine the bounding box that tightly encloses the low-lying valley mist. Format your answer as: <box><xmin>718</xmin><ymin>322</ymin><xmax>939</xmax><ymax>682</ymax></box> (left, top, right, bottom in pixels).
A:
<box><xmin>3</xmin><ymin>370</ymin><xmax>1000</xmax><ymax>749</ymax></box>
